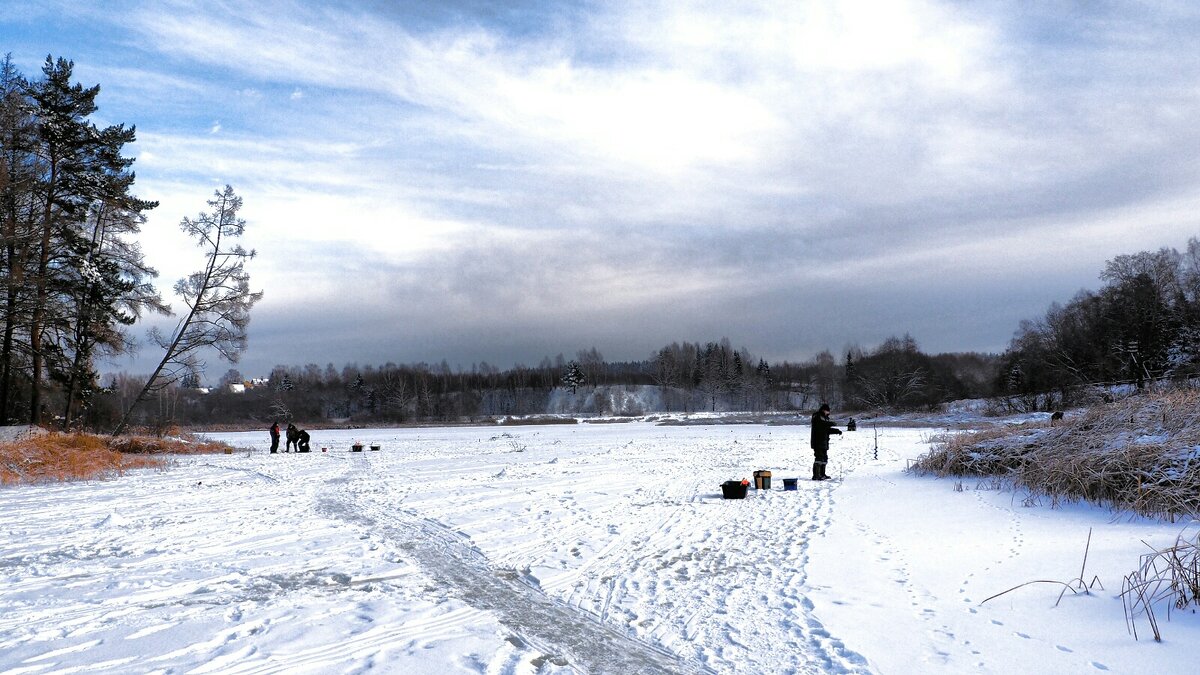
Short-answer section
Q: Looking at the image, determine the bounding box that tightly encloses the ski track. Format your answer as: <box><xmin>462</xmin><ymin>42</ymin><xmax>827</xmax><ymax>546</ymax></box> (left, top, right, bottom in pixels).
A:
<box><xmin>319</xmin><ymin>461</ymin><xmax>713</xmax><ymax>675</ymax></box>
<box><xmin>318</xmin><ymin>426</ymin><xmax>872</xmax><ymax>674</ymax></box>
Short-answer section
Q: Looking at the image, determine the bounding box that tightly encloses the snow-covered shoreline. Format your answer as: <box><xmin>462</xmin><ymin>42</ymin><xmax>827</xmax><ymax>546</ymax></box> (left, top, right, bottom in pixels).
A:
<box><xmin>2</xmin><ymin>422</ymin><xmax>1197</xmax><ymax>673</ymax></box>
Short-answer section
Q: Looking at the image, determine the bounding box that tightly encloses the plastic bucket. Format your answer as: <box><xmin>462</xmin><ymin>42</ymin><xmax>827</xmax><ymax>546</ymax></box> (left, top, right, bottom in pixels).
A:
<box><xmin>753</xmin><ymin>470</ymin><xmax>772</xmax><ymax>490</ymax></box>
<box><xmin>721</xmin><ymin>481</ymin><xmax>748</xmax><ymax>499</ymax></box>
<box><xmin>783</xmin><ymin>478</ymin><xmax>798</xmax><ymax>491</ymax></box>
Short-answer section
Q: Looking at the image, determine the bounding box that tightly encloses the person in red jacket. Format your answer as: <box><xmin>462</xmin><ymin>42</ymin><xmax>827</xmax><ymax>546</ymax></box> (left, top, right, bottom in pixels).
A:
<box><xmin>269</xmin><ymin>421</ymin><xmax>280</xmax><ymax>454</ymax></box>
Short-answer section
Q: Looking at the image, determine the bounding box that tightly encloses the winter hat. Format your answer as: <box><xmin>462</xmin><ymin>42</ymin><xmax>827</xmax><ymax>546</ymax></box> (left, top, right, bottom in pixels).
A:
<box><xmin>818</xmin><ymin>403</ymin><xmax>830</xmax><ymax>413</ymax></box>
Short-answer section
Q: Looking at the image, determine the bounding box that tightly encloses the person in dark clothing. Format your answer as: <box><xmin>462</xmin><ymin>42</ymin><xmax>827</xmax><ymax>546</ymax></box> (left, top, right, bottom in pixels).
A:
<box><xmin>810</xmin><ymin>403</ymin><xmax>841</xmax><ymax>480</ymax></box>
<box><xmin>296</xmin><ymin>428</ymin><xmax>311</xmax><ymax>452</ymax></box>
<box><xmin>269</xmin><ymin>421</ymin><xmax>280</xmax><ymax>454</ymax></box>
<box><xmin>286</xmin><ymin>423</ymin><xmax>299</xmax><ymax>452</ymax></box>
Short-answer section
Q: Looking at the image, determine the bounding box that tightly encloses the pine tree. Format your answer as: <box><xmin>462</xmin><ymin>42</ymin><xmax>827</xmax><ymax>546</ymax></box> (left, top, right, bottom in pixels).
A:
<box><xmin>756</xmin><ymin>358</ymin><xmax>771</xmax><ymax>385</ymax></box>
<box><xmin>114</xmin><ymin>186</ymin><xmax>262</xmax><ymax>435</ymax></box>
<box><xmin>561</xmin><ymin>361</ymin><xmax>585</xmax><ymax>394</ymax></box>
<box><xmin>0</xmin><ymin>55</ymin><xmax>163</xmax><ymax>425</ymax></box>
<box><xmin>24</xmin><ymin>56</ymin><xmax>108</xmax><ymax>423</ymax></box>
<box><xmin>57</xmin><ymin>130</ymin><xmax>166</xmax><ymax>426</ymax></box>
<box><xmin>0</xmin><ymin>54</ymin><xmax>36</xmax><ymax>422</ymax></box>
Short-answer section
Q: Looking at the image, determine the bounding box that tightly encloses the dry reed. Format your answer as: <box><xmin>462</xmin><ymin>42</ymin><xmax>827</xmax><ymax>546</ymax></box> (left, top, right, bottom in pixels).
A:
<box><xmin>1121</xmin><ymin>531</ymin><xmax>1200</xmax><ymax>641</ymax></box>
<box><xmin>1</xmin><ymin>432</ymin><xmax>234</xmax><ymax>486</ymax></box>
<box><xmin>912</xmin><ymin>389</ymin><xmax>1200</xmax><ymax>519</ymax></box>
<box><xmin>980</xmin><ymin>528</ymin><xmax>1103</xmax><ymax>607</ymax></box>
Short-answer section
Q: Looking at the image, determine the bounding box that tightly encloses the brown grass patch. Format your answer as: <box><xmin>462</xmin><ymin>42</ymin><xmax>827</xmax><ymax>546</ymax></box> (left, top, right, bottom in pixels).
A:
<box><xmin>108</xmin><ymin>435</ymin><xmax>233</xmax><ymax>455</ymax></box>
<box><xmin>912</xmin><ymin>388</ymin><xmax>1200</xmax><ymax>519</ymax></box>
<box><xmin>1</xmin><ymin>432</ymin><xmax>235</xmax><ymax>487</ymax></box>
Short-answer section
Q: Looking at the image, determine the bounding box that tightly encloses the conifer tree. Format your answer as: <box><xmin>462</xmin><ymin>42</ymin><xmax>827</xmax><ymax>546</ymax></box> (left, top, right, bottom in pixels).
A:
<box><xmin>0</xmin><ymin>54</ymin><xmax>36</xmax><ymax>422</ymax></box>
<box><xmin>0</xmin><ymin>55</ymin><xmax>162</xmax><ymax>425</ymax></box>
<box><xmin>561</xmin><ymin>361</ymin><xmax>585</xmax><ymax>394</ymax></box>
<box><xmin>114</xmin><ymin>186</ymin><xmax>262</xmax><ymax>435</ymax></box>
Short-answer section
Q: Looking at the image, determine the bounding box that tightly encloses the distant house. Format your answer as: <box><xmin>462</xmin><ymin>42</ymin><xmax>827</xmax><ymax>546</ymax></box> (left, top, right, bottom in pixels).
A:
<box><xmin>228</xmin><ymin>383</ymin><xmax>246</xmax><ymax>394</ymax></box>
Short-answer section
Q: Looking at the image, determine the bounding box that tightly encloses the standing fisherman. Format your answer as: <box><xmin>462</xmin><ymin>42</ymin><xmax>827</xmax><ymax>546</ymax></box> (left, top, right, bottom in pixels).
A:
<box><xmin>269</xmin><ymin>421</ymin><xmax>280</xmax><ymax>454</ymax></box>
<box><xmin>810</xmin><ymin>403</ymin><xmax>841</xmax><ymax>481</ymax></box>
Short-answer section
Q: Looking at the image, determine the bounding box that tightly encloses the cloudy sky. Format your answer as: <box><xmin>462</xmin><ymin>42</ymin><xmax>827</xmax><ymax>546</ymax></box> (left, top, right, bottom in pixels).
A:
<box><xmin>4</xmin><ymin>1</ymin><xmax>1200</xmax><ymax>379</ymax></box>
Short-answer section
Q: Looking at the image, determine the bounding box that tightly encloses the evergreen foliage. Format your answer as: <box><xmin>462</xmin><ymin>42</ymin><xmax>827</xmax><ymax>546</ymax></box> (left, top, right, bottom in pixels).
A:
<box><xmin>0</xmin><ymin>55</ymin><xmax>164</xmax><ymax>428</ymax></box>
<box><xmin>561</xmin><ymin>361</ymin><xmax>585</xmax><ymax>394</ymax></box>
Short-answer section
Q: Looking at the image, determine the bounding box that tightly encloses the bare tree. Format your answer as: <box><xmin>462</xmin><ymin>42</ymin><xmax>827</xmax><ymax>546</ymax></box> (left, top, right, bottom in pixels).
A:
<box><xmin>379</xmin><ymin>367</ymin><xmax>413</xmax><ymax>420</ymax></box>
<box><xmin>113</xmin><ymin>185</ymin><xmax>262</xmax><ymax>435</ymax></box>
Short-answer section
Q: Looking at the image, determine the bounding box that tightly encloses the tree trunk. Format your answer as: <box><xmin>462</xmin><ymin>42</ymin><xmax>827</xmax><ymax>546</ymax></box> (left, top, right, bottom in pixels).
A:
<box><xmin>0</xmin><ymin>237</ymin><xmax>18</xmax><ymax>422</ymax></box>
<box><xmin>28</xmin><ymin>173</ymin><xmax>55</xmax><ymax>425</ymax></box>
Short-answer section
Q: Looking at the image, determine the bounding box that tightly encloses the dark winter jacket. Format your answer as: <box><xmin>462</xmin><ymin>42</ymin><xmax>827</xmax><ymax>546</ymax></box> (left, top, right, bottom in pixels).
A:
<box><xmin>810</xmin><ymin>410</ymin><xmax>842</xmax><ymax>451</ymax></box>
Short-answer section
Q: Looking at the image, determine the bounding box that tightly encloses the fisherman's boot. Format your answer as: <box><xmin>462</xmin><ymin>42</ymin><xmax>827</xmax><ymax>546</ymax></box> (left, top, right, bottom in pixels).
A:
<box><xmin>820</xmin><ymin>463</ymin><xmax>832</xmax><ymax>480</ymax></box>
<box><xmin>812</xmin><ymin>462</ymin><xmax>822</xmax><ymax>481</ymax></box>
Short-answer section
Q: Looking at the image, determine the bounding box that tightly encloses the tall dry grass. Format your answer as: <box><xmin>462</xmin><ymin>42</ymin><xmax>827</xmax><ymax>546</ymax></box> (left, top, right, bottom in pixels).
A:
<box><xmin>1</xmin><ymin>432</ymin><xmax>234</xmax><ymax>487</ymax></box>
<box><xmin>913</xmin><ymin>389</ymin><xmax>1200</xmax><ymax>519</ymax></box>
<box><xmin>1121</xmin><ymin>531</ymin><xmax>1200</xmax><ymax>641</ymax></box>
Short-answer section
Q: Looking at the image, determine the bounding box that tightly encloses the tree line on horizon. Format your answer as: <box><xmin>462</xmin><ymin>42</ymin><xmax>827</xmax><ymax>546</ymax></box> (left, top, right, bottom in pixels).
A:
<box><xmin>128</xmin><ymin>235</ymin><xmax>1200</xmax><ymax>430</ymax></box>
<box><xmin>89</xmin><ymin>336</ymin><xmax>1000</xmax><ymax>430</ymax></box>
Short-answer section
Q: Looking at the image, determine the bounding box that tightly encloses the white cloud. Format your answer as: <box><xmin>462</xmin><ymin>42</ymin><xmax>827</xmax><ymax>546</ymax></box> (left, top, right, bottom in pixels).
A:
<box><xmin>82</xmin><ymin>0</ymin><xmax>1200</xmax><ymax>371</ymax></box>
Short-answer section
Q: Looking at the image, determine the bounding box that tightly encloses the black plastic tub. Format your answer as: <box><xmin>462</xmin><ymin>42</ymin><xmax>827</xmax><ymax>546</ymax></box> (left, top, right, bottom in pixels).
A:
<box><xmin>721</xmin><ymin>480</ymin><xmax>748</xmax><ymax>499</ymax></box>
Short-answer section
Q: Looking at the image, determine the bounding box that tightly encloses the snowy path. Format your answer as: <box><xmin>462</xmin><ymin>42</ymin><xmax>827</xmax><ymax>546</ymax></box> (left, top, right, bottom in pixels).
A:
<box><xmin>1</xmin><ymin>422</ymin><xmax>1198</xmax><ymax>673</ymax></box>
<box><xmin>318</xmin><ymin>464</ymin><xmax>706</xmax><ymax>674</ymax></box>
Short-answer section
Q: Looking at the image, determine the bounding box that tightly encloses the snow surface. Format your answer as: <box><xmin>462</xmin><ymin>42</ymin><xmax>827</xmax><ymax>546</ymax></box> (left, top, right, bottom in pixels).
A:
<box><xmin>2</xmin><ymin>421</ymin><xmax>1198</xmax><ymax>674</ymax></box>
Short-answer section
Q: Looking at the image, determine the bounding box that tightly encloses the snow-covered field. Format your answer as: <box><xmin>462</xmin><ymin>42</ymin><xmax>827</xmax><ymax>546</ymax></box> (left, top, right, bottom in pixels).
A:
<box><xmin>2</xmin><ymin>421</ymin><xmax>1197</xmax><ymax>674</ymax></box>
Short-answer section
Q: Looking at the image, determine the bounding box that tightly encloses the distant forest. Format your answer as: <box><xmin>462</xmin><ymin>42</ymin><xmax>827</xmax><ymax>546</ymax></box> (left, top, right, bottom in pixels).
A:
<box><xmin>98</xmin><ymin>237</ymin><xmax>1200</xmax><ymax>431</ymax></box>
<box><xmin>4</xmin><ymin>55</ymin><xmax>1200</xmax><ymax>432</ymax></box>
<box><xmin>90</xmin><ymin>337</ymin><xmax>998</xmax><ymax>431</ymax></box>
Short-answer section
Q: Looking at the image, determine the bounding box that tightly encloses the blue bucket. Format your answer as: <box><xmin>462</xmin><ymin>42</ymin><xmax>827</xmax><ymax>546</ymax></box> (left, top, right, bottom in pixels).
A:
<box><xmin>782</xmin><ymin>478</ymin><xmax>798</xmax><ymax>491</ymax></box>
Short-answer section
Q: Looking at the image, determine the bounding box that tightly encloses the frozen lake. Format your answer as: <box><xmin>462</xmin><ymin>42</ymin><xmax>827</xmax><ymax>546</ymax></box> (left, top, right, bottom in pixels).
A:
<box><xmin>2</xmin><ymin>421</ymin><xmax>1196</xmax><ymax>673</ymax></box>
